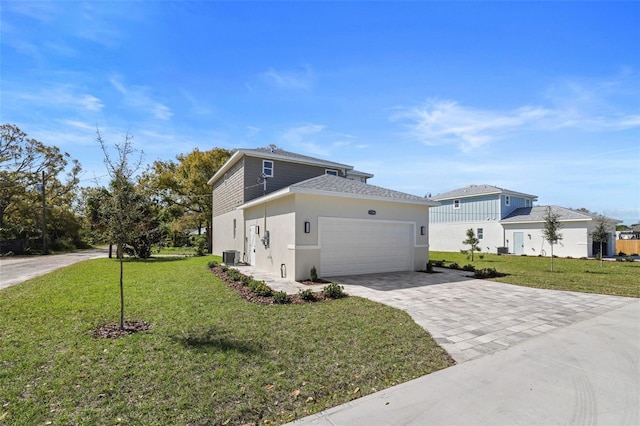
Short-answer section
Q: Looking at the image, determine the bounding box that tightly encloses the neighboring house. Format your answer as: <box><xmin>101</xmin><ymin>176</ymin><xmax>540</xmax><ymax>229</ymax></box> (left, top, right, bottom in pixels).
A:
<box><xmin>429</xmin><ymin>184</ymin><xmax>538</xmax><ymax>253</ymax></box>
<box><xmin>429</xmin><ymin>184</ymin><xmax>619</xmax><ymax>258</ymax></box>
<box><xmin>501</xmin><ymin>206</ymin><xmax>619</xmax><ymax>258</ymax></box>
<box><xmin>208</xmin><ymin>147</ymin><xmax>438</xmax><ymax>280</ymax></box>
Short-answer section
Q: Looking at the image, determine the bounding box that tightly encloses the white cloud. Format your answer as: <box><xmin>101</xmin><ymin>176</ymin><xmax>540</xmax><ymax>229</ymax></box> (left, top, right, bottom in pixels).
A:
<box><xmin>278</xmin><ymin>124</ymin><xmax>360</xmax><ymax>157</ymax></box>
<box><xmin>6</xmin><ymin>84</ymin><xmax>104</xmax><ymax>112</ymax></box>
<box><xmin>260</xmin><ymin>66</ymin><xmax>314</xmax><ymax>90</ymax></box>
<box><xmin>109</xmin><ymin>76</ymin><xmax>173</xmax><ymax>121</ymax></box>
<box><xmin>391</xmin><ymin>99</ymin><xmax>550</xmax><ymax>152</ymax></box>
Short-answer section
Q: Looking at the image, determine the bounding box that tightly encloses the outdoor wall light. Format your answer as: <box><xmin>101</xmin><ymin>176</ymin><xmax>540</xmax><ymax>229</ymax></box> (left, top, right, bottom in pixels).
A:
<box><xmin>304</xmin><ymin>221</ymin><xmax>311</xmax><ymax>233</ymax></box>
<box><xmin>420</xmin><ymin>226</ymin><xmax>426</xmax><ymax>235</ymax></box>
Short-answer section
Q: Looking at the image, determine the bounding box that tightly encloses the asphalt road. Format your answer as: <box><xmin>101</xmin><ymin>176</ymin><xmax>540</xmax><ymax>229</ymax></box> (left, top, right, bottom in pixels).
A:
<box><xmin>0</xmin><ymin>248</ymin><xmax>109</xmax><ymax>290</ymax></box>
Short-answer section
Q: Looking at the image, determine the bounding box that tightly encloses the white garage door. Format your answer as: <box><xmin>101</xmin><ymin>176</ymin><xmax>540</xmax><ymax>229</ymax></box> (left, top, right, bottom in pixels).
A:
<box><xmin>320</xmin><ymin>218</ymin><xmax>414</xmax><ymax>277</ymax></box>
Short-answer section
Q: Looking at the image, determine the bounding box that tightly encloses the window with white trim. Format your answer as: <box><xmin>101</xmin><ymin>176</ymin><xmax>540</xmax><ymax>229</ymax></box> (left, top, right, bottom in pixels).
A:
<box><xmin>262</xmin><ymin>160</ymin><xmax>274</xmax><ymax>178</ymax></box>
<box><xmin>454</xmin><ymin>199</ymin><xmax>460</xmax><ymax>209</ymax></box>
<box><xmin>477</xmin><ymin>228</ymin><xmax>484</xmax><ymax>239</ymax></box>
<box><xmin>325</xmin><ymin>169</ymin><xmax>338</xmax><ymax>176</ymax></box>
<box><xmin>525</xmin><ymin>198</ymin><xmax>531</xmax><ymax>207</ymax></box>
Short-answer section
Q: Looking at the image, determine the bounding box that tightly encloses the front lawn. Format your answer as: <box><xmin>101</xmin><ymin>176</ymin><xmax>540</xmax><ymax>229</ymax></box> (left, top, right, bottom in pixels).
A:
<box><xmin>430</xmin><ymin>251</ymin><xmax>639</xmax><ymax>298</ymax></box>
<box><xmin>0</xmin><ymin>256</ymin><xmax>453</xmax><ymax>425</ymax></box>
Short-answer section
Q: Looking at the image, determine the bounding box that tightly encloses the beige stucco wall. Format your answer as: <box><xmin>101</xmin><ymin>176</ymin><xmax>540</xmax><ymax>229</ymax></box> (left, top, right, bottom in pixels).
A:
<box><xmin>291</xmin><ymin>193</ymin><xmax>431</xmax><ymax>280</ymax></box>
<box><xmin>211</xmin><ymin>209</ymin><xmax>245</xmax><ymax>258</ymax></box>
<box><xmin>244</xmin><ymin>196</ymin><xmax>296</xmax><ymax>279</ymax></box>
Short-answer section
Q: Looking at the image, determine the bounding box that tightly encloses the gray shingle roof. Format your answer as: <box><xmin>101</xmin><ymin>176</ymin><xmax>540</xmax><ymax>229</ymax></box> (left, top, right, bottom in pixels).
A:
<box><xmin>501</xmin><ymin>206</ymin><xmax>619</xmax><ymax>223</ymax></box>
<box><xmin>290</xmin><ymin>174</ymin><xmax>435</xmax><ymax>204</ymax></box>
<box><xmin>432</xmin><ymin>184</ymin><xmax>537</xmax><ymax>201</ymax></box>
<box><xmin>238</xmin><ymin>147</ymin><xmax>353</xmax><ymax>170</ymax></box>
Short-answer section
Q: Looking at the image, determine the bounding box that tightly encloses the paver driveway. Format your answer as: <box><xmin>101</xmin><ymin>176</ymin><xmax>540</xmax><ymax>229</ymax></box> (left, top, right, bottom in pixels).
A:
<box><xmin>328</xmin><ymin>268</ymin><xmax>636</xmax><ymax>362</ymax></box>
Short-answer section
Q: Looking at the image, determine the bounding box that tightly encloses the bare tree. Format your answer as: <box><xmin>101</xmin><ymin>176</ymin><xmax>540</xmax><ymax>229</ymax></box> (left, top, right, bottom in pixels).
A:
<box><xmin>97</xmin><ymin>128</ymin><xmax>144</xmax><ymax>330</ymax></box>
<box><xmin>542</xmin><ymin>206</ymin><xmax>563</xmax><ymax>272</ymax></box>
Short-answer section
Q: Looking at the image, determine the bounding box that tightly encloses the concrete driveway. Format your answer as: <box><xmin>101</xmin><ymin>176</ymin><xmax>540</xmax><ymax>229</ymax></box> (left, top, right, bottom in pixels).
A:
<box><xmin>0</xmin><ymin>248</ymin><xmax>109</xmax><ymax>290</ymax></box>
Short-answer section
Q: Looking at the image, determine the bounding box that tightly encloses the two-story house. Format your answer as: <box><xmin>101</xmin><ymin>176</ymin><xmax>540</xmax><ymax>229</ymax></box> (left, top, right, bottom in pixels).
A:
<box><xmin>429</xmin><ymin>184</ymin><xmax>619</xmax><ymax>258</ymax></box>
<box><xmin>208</xmin><ymin>146</ymin><xmax>438</xmax><ymax>280</ymax></box>
<box><xmin>429</xmin><ymin>184</ymin><xmax>538</xmax><ymax>253</ymax></box>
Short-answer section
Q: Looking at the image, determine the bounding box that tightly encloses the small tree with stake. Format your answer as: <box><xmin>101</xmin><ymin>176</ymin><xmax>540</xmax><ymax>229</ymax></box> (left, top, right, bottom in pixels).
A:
<box><xmin>542</xmin><ymin>206</ymin><xmax>563</xmax><ymax>272</ymax></box>
<box><xmin>592</xmin><ymin>215</ymin><xmax>609</xmax><ymax>267</ymax></box>
<box><xmin>462</xmin><ymin>228</ymin><xmax>481</xmax><ymax>261</ymax></box>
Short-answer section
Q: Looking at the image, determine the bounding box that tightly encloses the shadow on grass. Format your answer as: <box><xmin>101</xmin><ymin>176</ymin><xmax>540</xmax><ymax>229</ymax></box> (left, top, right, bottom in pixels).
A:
<box><xmin>116</xmin><ymin>256</ymin><xmax>199</xmax><ymax>264</ymax></box>
<box><xmin>172</xmin><ymin>328</ymin><xmax>262</xmax><ymax>354</ymax></box>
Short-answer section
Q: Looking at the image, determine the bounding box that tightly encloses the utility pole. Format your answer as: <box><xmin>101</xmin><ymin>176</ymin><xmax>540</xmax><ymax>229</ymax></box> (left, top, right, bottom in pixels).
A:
<box><xmin>40</xmin><ymin>171</ymin><xmax>46</xmax><ymax>254</ymax></box>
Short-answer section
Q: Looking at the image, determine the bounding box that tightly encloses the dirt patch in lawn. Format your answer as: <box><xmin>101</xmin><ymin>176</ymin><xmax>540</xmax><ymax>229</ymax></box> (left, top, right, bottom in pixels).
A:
<box><xmin>92</xmin><ymin>320</ymin><xmax>153</xmax><ymax>338</ymax></box>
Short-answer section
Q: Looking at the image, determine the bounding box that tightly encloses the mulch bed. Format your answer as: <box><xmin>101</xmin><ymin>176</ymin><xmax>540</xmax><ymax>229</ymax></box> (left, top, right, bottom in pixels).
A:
<box><xmin>92</xmin><ymin>320</ymin><xmax>153</xmax><ymax>339</ymax></box>
<box><xmin>209</xmin><ymin>265</ymin><xmax>332</xmax><ymax>304</ymax></box>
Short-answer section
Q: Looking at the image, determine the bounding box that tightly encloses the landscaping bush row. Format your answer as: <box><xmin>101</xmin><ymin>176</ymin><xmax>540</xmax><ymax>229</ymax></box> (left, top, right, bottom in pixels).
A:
<box><xmin>207</xmin><ymin>260</ymin><xmax>347</xmax><ymax>304</ymax></box>
<box><xmin>428</xmin><ymin>260</ymin><xmax>501</xmax><ymax>279</ymax></box>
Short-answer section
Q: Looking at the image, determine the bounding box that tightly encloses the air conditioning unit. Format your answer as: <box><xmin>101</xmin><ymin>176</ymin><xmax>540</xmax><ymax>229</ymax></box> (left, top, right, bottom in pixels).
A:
<box><xmin>223</xmin><ymin>250</ymin><xmax>238</xmax><ymax>265</ymax></box>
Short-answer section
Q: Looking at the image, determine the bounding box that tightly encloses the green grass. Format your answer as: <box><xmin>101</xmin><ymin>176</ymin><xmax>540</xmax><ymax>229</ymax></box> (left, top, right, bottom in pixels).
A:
<box><xmin>431</xmin><ymin>251</ymin><xmax>639</xmax><ymax>298</ymax></box>
<box><xmin>155</xmin><ymin>246</ymin><xmax>198</xmax><ymax>255</ymax></box>
<box><xmin>0</xmin><ymin>256</ymin><xmax>453</xmax><ymax>425</ymax></box>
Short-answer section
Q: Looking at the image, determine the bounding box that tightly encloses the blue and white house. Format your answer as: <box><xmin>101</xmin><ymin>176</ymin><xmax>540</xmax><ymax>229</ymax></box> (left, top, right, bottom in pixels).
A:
<box><xmin>429</xmin><ymin>184</ymin><xmax>537</xmax><ymax>254</ymax></box>
<box><xmin>429</xmin><ymin>184</ymin><xmax>618</xmax><ymax>258</ymax></box>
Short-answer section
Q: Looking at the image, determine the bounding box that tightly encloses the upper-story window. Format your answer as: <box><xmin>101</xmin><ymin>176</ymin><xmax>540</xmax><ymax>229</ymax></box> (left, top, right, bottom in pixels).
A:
<box><xmin>505</xmin><ymin>195</ymin><xmax>510</xmax><ymax>206</ymax></box>
<box><xmin>525</xmin><ymin>198</ymin><xmax>531</xmax><ymax>207</ymax></box>
<box><xmin>325</xmin><ymin>169</ymin><xmax>338</xmax><ymax>176</ymax></box>
<box><xmin>262</xmin><ymin>160</ymin><xmax>274</xmax><ymax>178</ymax></box>
<box><xmin>453</xmin><ymin>199</ymin><xmax>460</xmax><ymax>209</ymax></box>
<box><xmin>477</xmin><ymin>228</ymin><xmax>484</xmax><ymax>239</ymax></box>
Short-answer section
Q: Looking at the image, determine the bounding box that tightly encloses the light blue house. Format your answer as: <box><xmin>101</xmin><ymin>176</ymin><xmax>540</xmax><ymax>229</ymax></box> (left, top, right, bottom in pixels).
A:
<box><xmin>429</xmin><ymin>184</ymin><xmax>618</xmax><ymax>258</ymax></box>
<box><xmin>430</xmin><ymin>184</ymin><xmax>537</xmax><ymax>253</ymax></box>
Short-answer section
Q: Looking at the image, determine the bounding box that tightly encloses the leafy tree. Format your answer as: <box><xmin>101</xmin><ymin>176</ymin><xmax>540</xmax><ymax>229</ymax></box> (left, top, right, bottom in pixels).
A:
<box><xmin>591</xmin><ymin>215</ymin><xmax>609</xmax><ymax>267</ymax></box>
<box><xmin>542</xmin><ymin>206</ymin><xmax>563</xmax><ymax>272</ymax></box>
<box><xmin>462</xmin><ymin>228</ymin><xmax>481</xmax><ymax>261</ymax></box>
<box><xmin>139</xmin><ymin>147</ymin><xmax>231</xmax><ymax>251</ymax></box>
<box><xmin>97</xmin><ymin>129</ymin><xmax>145</xmax><ymax>330</ymax></box>
<box><xmin>0</xmin><ymin>124</ymin><xmax>82</xmax><ymax>252</ymax></box>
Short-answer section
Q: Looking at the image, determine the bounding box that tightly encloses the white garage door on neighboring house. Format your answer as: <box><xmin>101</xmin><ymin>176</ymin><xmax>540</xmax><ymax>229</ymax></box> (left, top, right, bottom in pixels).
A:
<box><xmin>320</xmin><ymin>218</ymin><xmax>414</xmax><ymax>277</ymax></box>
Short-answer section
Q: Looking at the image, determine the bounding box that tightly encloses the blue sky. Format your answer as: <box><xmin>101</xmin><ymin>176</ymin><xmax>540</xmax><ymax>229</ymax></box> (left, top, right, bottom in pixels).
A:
<box><xmin>2</xmin><ymin>1</ymin><xmax>639</xmax><ymax>224</ymax></box>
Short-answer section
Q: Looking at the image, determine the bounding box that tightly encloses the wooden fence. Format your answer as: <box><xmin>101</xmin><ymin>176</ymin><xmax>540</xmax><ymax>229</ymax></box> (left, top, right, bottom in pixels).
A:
<box><xmin>616</xmin><ymin>239</ymin><xmax>640</xmax><ymax>255</ymax></box>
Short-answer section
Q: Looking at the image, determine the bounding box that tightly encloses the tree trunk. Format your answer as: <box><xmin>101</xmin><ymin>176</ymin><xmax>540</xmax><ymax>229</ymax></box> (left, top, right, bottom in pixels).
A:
<box><xmin>118</xmin><ymin>243</ymin><xmax>124</xmax><ymax>330</ymax></box>
<box><xmin>550</xmin><ymin>244</ymin><xmax>554</xmax><ymax>272</ymax></box>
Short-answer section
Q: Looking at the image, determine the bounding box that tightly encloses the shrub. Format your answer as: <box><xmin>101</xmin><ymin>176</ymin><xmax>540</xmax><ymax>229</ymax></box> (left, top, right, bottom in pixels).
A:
<box><xmin>474</xmin><ymin>268</ymin><xmax>499</xmax><ymax>279</ymax></box>
<box><xmin>241</xmin><ymin>275</ymin><xmax>253</xmax><ymax>286</ymax></box>
<box><xmin>207</xmin><ymin>260</ymin><xmax>219</xmax><ymax>268</ymax></box>
<box><xmin>580</xmin><ymin>257</ymin><xmax>588</xmax><ymax>260</ymax></box>
<box><xmin>478</xmin><ymin>253</ymin><xmax>485</xmax><ymax>260</ymax></box>
<box><xmin>310</xmin><ymin>265</ymin><xmax>318</xmax><ymax>282</ymax></box>
<box><xmin>448</xmin><ymin>262</ymin><xmax>459</xmax><ymax>270</ymax></box>
<box><xmin>251</xmin><ymin>281</ymin><xmax>273</xmax><ymax>297</ymax></box>
<box><xmin>220</xmin><ymin>264</ymin><xmax>229</xmax><ymax>273</ymax></box>
<box><xmin>433</xmin><ymin>260</ymin><xmax>445</xmax><ymax>267</ymax></box>
<box><xmin>618</xmin><ymin>251</ymin><xmax>627</xmax><ymax>256</ymax></box>
<box><xmin>462</xmin><ymin>264</ymin><xmax>475</xmax><ymax>272</ymax></box>
<box><xmin>227</xmin><ymin>269</ymin><xmax>242</xmax><ymax>282</ymax></box>
<box><xmin>616</xmin><ymin>257</ymin><xmax>625</xmax><ymax>262</ymax></box>
<box><xmin>273</xmin><ymin>291</ymin><xmax>291</xmax><ymax>304</ymax></box>
<box><xmin>566</xmin><ymin>256</ymin><xmax>573</xmax><ymax>259</ymax></box>
<box><xmin>194</xmin><ymin>235</ymin><xmax>207</xmax><ymax>256</ymax></box>
<box><xmin>323</xmin><ymin>282</ymin><xmax>346</xmax><ymax>299</ymax></box>
<box><xmin>626</xmin><ymin>256</ymin><xmax>635</xmax><ymax>262</ymax></box>
<box><xmin>298</xmin><ymin>289</ymin><xmax>317</xmax><ymax>301</ymax></box>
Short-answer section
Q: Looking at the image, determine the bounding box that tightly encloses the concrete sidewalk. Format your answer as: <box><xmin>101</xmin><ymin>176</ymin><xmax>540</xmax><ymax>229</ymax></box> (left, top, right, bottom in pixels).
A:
<box><xmin>289</xmin><ymin>300</ymin><xmax>640</xmax><ymax>425</ymax></box>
